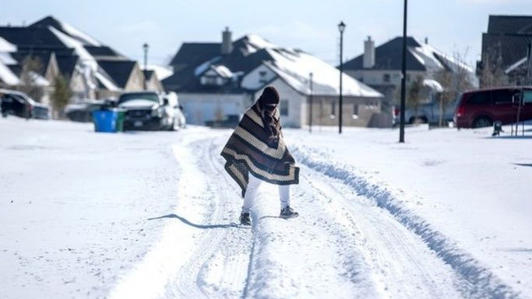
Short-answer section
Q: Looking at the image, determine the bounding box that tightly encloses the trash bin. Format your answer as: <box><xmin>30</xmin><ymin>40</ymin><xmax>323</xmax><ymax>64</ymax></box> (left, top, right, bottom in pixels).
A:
<box><xmin>116</xmin><ymin>109</ymin><xmax>125</xmax><ymax>132</ymax></box>
<box><xmin>92</xmin><ymin>110</ymin><xmax>118</xmax><ymax>133</ymax></box>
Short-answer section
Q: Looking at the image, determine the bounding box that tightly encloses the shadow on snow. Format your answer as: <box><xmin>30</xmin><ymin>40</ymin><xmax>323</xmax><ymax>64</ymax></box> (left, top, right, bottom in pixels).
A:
<box><xmin>147</xmin><ymin>213</ymin><xmax>245</xmax><ymax>229</ymax></box>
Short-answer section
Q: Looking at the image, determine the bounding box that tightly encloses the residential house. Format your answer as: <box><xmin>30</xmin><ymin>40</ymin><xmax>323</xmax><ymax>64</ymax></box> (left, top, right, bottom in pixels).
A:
<box><xmin>163</xmin><ymin>28</ymin><xmax>383</xmax><ymax>128</ymax></box>
<box><xmin>343</xmin><ymin>36</ymin><xmax>475</xmax><ymax>124</ymax></box>
<box><xmin>143</xmin><ymin>70</ymin><xmax>164</xmax><ymax>92</ymax></box>
<box><xmin>477</xmin><ymin>15</ymin><xmax>532</xmax><ymax>86</ymax></box>
<box><xmin>0</xmin><ymin>16</ymin><xmax>161</xmax><ymax>106</ymax></box>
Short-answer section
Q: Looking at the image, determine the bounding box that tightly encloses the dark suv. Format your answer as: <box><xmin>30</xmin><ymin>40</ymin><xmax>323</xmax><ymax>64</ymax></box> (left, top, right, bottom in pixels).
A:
<box><xmin>0</xmin><ymin>89</ymin><xmax>50</xmax><ymax>119</ymax></box>
<box><xmin>454</xmin><ymin>87</ymin><xmax>532</xmax><ymax>128</ymax></box>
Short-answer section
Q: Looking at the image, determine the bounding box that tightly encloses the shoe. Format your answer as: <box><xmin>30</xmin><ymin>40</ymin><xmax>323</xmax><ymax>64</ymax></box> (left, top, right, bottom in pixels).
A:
<box><xmin>280</xmin><ymin>206</ymin><xmax>299</xmax><ymax>219</ymax></box>
<box><xmin>240</xmin><ymin>212</ymin><xmax>251</xmax><ymax>225</ymax></box>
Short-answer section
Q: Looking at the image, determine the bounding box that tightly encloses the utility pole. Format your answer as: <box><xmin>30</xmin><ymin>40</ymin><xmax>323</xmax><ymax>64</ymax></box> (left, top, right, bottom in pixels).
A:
<box><xmin>143</xmin><ymin>43</ymin><xmax>149</xmax><ymax>90</ymax></box>
<box><xmin>309</xmin><ymin>72</ymin><xmax>314</xmax><ymax>133</ymax></box>
<box><xmin>338</xmin><ymin>21</ymin><xmax>346</xmax><ymax>134</ymax></box>
<box><xmin>399</xmin><ymin>0</ymin><xmax>408</xmax><ymax>143</ymax></box>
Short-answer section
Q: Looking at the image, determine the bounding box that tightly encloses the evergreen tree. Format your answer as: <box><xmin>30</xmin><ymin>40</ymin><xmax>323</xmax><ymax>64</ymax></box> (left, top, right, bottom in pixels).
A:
<box><xmin>51</xmin><ymin>74</ymin><xmax>72</xmax><ymax>119</ymax></box>
<box><xmin>407</xmin><ymin>75</ymin><xmax>424</xmax><ymax>121</ymax></box>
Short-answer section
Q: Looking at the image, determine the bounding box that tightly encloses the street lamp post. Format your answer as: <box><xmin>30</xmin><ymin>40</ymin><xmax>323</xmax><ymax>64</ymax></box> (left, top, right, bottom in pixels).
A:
<box><xmin>399</xmin><ymin>0</ymin><xmax>408</xmax><ymax>143</ymax></box>
<box><xmin>338</xmin><ymin>21</ymin><xmax>346</xmax><ymax>134</ymax></box>
<box><xmin>143</xmin><ymin>43</ymin><xmax>149</xmax><ymax>90</ymax></box>
<box><xmin>309</xmin><ymin>72</ymin><xmax>314</xmax><ymax>133</ymax></box>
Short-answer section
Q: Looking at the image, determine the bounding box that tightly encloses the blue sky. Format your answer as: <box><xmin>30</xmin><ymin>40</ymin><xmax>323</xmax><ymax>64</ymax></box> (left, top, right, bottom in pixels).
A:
<box><xmin>3</xmin><ymin>0</ymin><xmax>532</xmax><ymax>67</ymax></box>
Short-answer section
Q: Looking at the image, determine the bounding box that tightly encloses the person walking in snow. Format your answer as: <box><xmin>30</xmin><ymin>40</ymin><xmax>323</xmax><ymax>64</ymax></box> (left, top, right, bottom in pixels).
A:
<box><xmin>221</xmin><ymin>86</ymin><xmax>300</xmax><ymax>225</ymax></box>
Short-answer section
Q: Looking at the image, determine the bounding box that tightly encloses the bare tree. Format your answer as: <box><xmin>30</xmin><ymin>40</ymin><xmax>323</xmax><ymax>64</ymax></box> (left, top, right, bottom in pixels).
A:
<box><xmin>479</xmin><ymin>47</ymin><xmax>506</xmax><ymax>88</ymax></box>
<box><xmin>433</xmin><ymin>51</ymin><xmax>475</xmax><ymax>126</ymax></box>
<box><xmin>17</xmin><ymin>56</ymin><xmax>45</xmax><ymax>102</ymax></box>
<box><xmin>407</xmin><ymin>75</ymin><xmax>424</xmax><ymax>119</ymax></box>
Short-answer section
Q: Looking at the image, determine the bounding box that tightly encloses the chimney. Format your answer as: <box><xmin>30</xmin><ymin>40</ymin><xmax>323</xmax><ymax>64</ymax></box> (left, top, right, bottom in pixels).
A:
<box><xmin>221</xmin><ymin>27</ymin><xmax>233</xmax><ymax>55</ymax></box>
<box><xmin>363</xmin><ymin>36</ymin><xmax>375</xmax><ymax>68</ymax></box>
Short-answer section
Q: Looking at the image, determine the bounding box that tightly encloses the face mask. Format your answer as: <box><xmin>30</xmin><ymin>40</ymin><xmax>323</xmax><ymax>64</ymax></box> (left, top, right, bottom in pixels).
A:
<box><xmin>264</xmin><ymin>104</ymin><xmax>277</xmax><ymax>114</ymax></box>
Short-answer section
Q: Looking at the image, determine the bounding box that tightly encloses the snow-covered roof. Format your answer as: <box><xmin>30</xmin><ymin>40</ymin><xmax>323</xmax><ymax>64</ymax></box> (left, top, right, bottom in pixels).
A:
<box><xmin>142</xmin><ymin>64</ymin><xmax>174</xmax><ymax>80</ymax></box>
<box><xmin>0</xmin><ymin>61</ymin><xmax>19</xmax><ymax>85</ymax></box>
<box><xmin>423</xmin><ymin>79</ymin><xmax>443</xmax><ymax>92</ymax></box>
<box><xmin>263</xmin><ymin>48</ymin><xmax>382</xmax><ymax>97</ymax></box>
<box><xmin>409</xmin><ymin>42</ymin><xmax>473</xmax><ymax>74</ymax></box>
<box><xmin>211</xmin><ymin>65</ymin><xmax>233</xmax><ymax>78</ymax></box>
<box><xmin>194</xmin><ymin>56</ymin><xmax>222</xmax><ymax>76</ymax></box>
<box><xmin>31</xmin><ymin>16</ymin><xmax>101</xmax><ymax>46</ymax></box>
<box><xmin>28</xmin><ymin>71</ymin><xmax>50</xmax><ymax>87</ymax></box>
<box><xmin>58</xmin><ymin>20</ymin><xmax>101</xmax><ymax>46</ymax></box>
<box><xmin>49</xmin><ymin>25</ymin><xmax>121</xmax><ymax>91</ymax></box>
<box><xmin>243</xmin><ymin>34</ymin><xmax>277</xmax><ymax>54</ymax></box>
<box><xmin>166</xmin><ymin>32</ymin><xmax>381</xmax><ymax>97</ymax></box>
<box><xmin>50</xmin><ymin>26</ymin><xmax>98</xmax><ymax>71</ymax></box>
<box><xmin>0</xmin><ymin>36</ymin><xmax>16</xmax><ymax>52</ymax></box>
<box><xmin>505</xmin><ymin>56</ymin><xmax>527</xmax><ymax>74</ymax></box>
<box><xmin>0</xmin><ymin>52</ymin><xmax>17</xmax><ymax>65</ymax></box>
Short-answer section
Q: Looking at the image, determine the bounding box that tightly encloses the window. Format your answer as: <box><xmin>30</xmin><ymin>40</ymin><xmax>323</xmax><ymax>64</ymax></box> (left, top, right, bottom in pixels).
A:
<box><xmin>523</xmin><ymin>90</ymin><xmax>532</xmax><ymax>104</ymax></box>
<box><xmin>201</xmin><ymin>75</ymin><xmax>218</xmax><ymax>85</ymax></box>
<box><xmin>280</xmin><ymin>100</ymin><xmax>289</xmax><ymax>116</ymax></box>
<box><xmin>352</xmin><ymin>104</ymin><xmax>359</xmax><ymax>119</ymax></box>
<box><xmin>331</xmin><ymin>101</ymin><xmax>336</xmax><ymax>116</ymax></box>
<box><xmin>492</xmin><ymin>89</ymin><xmax>513</xmax><ymax>104</ymax></box>
<box><xmin>468</xmin><ymin>91</ymin><xmax>492</xmax><ymax>105</ymax></box>
<box><xmin>353</xmin><ymin>104</ymin><xmax>359</xmax><ymax>115</ymax></box>
<box><xmin>383</xmin><ymin>73</ymin><xmax>391</xmax><ymax>83</ymax></box>
<box><xmin>406</xmin><ymin>74</ymin><xmax>411</xmax><ymax>82</ymax></box>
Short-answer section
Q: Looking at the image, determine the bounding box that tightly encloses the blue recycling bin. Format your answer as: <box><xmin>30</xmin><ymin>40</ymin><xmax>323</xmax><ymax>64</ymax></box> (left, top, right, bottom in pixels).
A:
<box><xmin>92</xmin><ymin>110</ymin><xmax>118</xmax><ymax>133</ymax></box>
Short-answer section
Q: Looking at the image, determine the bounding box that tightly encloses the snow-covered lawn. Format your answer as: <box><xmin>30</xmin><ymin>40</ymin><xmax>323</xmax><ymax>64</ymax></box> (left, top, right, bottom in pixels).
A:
<box><xmin>1</xmin><ymin>117</ymin><xmax>531</xmax><ymax>298</ymax></box>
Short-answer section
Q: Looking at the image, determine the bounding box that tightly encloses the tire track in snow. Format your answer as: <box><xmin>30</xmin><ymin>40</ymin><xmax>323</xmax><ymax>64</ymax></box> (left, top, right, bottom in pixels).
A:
<box><xmin>167</xmin><ymin>137</ymin><xmax>252</xmax><ymax>298</ymax></box>
<box><xmin>300</xmin><ymin>169</ymin><xmax>465</xmax><ymax>298</ymax></box>
<box><xmin>108</xmin><ymin>133</ymin><xmax>250</xmax><ymax>299</ymax></box>
<box><xmin>292</xmin><ymin>146</ymin><xmax>520</xmax><ymax>299</ymax></box>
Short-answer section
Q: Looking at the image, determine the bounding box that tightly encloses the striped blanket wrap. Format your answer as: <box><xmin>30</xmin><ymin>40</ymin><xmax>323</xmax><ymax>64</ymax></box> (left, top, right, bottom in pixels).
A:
<box><xmin>221</xmin><ymin>104</ymin><xmax>300</xmax><ymax>197</ymax></box>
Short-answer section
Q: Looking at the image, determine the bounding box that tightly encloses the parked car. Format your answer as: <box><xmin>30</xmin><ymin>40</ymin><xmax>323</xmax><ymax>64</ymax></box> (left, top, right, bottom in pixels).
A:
<box><xmin>0</xmin><ymin>89</ymin><xmax>49</xmax><ymax>119</ymax></box>
<box><xmin>393</xmin><ymin>99</ymin><xmax>458</xmax><ymax>126</ymax></box>
<box><xmin>205</xmin><ymin>114</ymin><xmax>240</xmax><ymax>128</ymax></box>
<box><xmin>65</xmin><ymin>99</ymin><xmax>116</xmax><ymax>122</ymax></box>
<box><xmin>454</xmin><ymin>87</ymin><xmax>532</xmax><ymax>128</ymax></box>
<box><xmin>117</xmin><ymin>91</ymin><xmax>186</xmax><ymax>131</ymax></box>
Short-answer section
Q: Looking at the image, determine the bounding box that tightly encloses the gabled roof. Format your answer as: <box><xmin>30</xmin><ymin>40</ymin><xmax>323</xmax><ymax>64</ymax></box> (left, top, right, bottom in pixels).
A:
<box><xmin>84</xmin><ymin>45</ymin><xmax>124</xmax><ymax>58</ymax></box>
<box><xmin>343</xmin><ymin>37</ymin><xmax>426</xmax><ymax>71</ymax></box>
<box><xmin>29</xmin><ymin>16</ymin><xmax>101</xmax><ymax>46</ymax></box>
<box><xmin>97</xmin><ymin>59</ymin><xmax>137</xmax><ymax>88</ymax></box>
<box><xmin>164</xmin><ymin>38</ymin><xmax>274</xmax><ymax>93</ymax></box>
<box><xmin>143</xmin><ymin>70</ymin><xmax>155</xmax><ymax>81</ymax></box>
<box><xmin>10</xmin><ymin>51</ymin><xmax>54</xmax><ymax>76</ymax></box>
<box><xmin>169</xmin><ymin>43</ymin><xmax>220</xmax><ymax>67</ymax></box>
<box><xmin>56</xmin><ymin>55</ymin><xmax>79</xmax><ymax>78</ymax></box>
<box><xmin>164</xmin><ymin>33</ymin><xmax>382</xmax><ymax>98</ymax></box>
<box><xmin>0</xmin><ymin>26</ymin><xmax>65</xmax><ymax>49</ymax></box>
<box><xmin>488</xmin><ymin>15</ymin><xmax>532</xmax><ymax>34</ymax></box>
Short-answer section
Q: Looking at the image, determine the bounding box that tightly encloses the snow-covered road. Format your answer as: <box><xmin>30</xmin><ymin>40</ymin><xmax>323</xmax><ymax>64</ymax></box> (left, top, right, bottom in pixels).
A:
<box><xmin>1</xmin><ymin>118</ymin><xmax>528</xmax><ymax>298</ymax></box>
<box><xmin>110</xmin><ymin>133</ymin><xmax>468</xmax><ymax>299</ymax></box>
